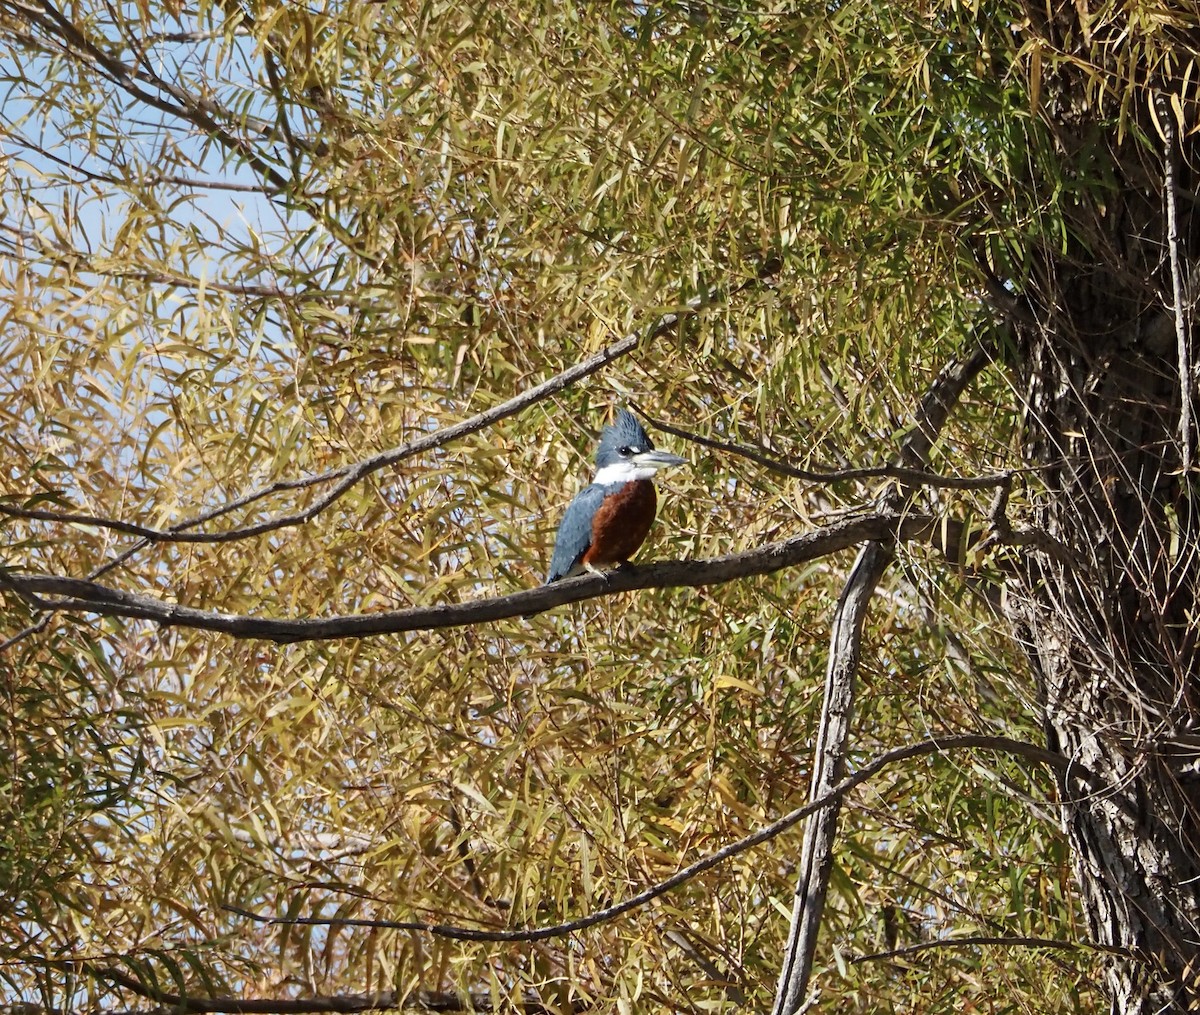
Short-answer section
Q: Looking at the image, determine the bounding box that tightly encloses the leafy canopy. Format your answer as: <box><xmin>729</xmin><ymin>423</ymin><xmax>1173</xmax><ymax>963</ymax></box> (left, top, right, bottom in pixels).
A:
<box><xmin>0</xmin><ymin>0</ymin><xmax>1126</xmax><ymax>1010</ymax></box>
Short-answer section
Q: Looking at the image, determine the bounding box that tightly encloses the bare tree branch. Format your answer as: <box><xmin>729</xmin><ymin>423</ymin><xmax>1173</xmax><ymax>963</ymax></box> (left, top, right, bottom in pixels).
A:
<box><xmin>225</xmin><ymin>734</ymin><xmax>1097</xmax><ymax>943</ymax></box>
<box><xmin>0</xmin><ymin>513</ymin><xmax>939</xmax><ymax>643</ymax></box>
<box><xmin>772</xmin><ymin>541</ymin><xmax>892</xmax><ymax>1015</ymax></box>
<box><xmin>851</xmin><ymin>934</ymin><xmax>1130</xmax><ymax>965</ymax></box>
<box><xmin>0</xmin><ymin>264</ymin><xmax>776</xmax><ymax>546</ymax></box>
<box><xmin>637</xmin><ymin>409</ymin><xmax>1013</xmax><ymax>490</ymax></box>
<box><xmin>94</xmin><ymin>965</ymin><xmax>585</xmax><ymax>1013</ymax></box>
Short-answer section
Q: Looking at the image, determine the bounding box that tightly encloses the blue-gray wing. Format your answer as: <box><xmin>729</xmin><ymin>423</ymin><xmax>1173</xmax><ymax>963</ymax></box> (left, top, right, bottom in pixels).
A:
<box><xmin>546</xmin><ymin>484</ymin><xmax>607</xmax><ymax>583</ymax></box>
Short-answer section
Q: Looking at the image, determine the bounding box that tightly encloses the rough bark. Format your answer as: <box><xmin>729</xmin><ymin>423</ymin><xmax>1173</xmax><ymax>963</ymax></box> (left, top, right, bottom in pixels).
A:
<box><xmin>1004</xmin><ymin>10</ymin><xmax>1200</xmax><ymax>1007</ymax></box>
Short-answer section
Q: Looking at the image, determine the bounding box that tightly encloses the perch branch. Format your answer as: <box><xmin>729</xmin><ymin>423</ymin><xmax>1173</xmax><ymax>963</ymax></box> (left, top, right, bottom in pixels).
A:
<box><xmin>0</xmin><ymin>513</ymin><xmax>936</xmax><ymax>644</ymax></box>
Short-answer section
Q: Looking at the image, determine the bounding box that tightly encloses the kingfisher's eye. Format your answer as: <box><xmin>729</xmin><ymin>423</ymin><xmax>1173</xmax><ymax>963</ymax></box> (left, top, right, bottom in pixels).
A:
<box><xmin>618</xmin><ymin>445</ymin><xmax>635</xmax><ymax>456</ymax></box>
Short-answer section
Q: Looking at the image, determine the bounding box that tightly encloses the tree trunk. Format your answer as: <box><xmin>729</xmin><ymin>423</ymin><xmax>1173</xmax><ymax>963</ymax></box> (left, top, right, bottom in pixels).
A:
<box><xmin>1012</xmin><ymin>315</ymin><xmax>1200</xmax><ymax>1008</ymax></box>
<box><xmin>1005</xmin><ymin>20</ymin><xmax>1200</xmax><ymax>1005</ymax></box>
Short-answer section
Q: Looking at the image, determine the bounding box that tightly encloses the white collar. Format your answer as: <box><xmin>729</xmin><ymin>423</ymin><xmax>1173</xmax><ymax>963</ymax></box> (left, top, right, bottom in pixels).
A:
<box><xmin>592</xmin><ymin>461</ymin><xmax>657</xmax><ymax>484</ymax></box>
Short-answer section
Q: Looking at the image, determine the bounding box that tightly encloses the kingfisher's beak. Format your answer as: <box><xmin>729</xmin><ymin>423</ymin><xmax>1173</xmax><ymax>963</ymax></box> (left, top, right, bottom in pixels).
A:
<box><xmin>632</xmin><ymin>449</ymin><xmax>687</xmax><ymax>471</ymax></box>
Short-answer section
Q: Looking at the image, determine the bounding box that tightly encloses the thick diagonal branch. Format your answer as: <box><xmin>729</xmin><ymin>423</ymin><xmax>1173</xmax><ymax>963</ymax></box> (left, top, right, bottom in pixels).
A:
<box><xmin>771</xmin><ymin>343</ymin><xmax>994</xmax><ymax>1015</ymax></box>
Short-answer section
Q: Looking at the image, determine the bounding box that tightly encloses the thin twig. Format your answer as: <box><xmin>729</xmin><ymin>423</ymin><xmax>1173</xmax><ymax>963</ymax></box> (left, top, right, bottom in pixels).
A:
<box><xmin>15</xmin><ymin>0</ymin><xmax>290</xmax><ymax>192</ymax></box>
<box><xmin>1159</xmin><ymin>92</ymin><xmax>1194</xmax><ymax>472</ymax></box>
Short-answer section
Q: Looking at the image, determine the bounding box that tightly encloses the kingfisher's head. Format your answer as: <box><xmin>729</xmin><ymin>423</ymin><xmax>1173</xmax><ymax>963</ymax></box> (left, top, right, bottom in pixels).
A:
<box><xmin>592</xmin><ymin>408</ymin><xmax>687</xmax><ymax>483</ymax></box>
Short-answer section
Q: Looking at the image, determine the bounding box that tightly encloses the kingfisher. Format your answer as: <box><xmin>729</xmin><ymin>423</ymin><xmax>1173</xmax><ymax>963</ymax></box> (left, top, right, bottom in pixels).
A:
<box><xmin>545</xmin><ymin>408</ymin><xmax>687</xmax><ymax>583</ymax></box>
